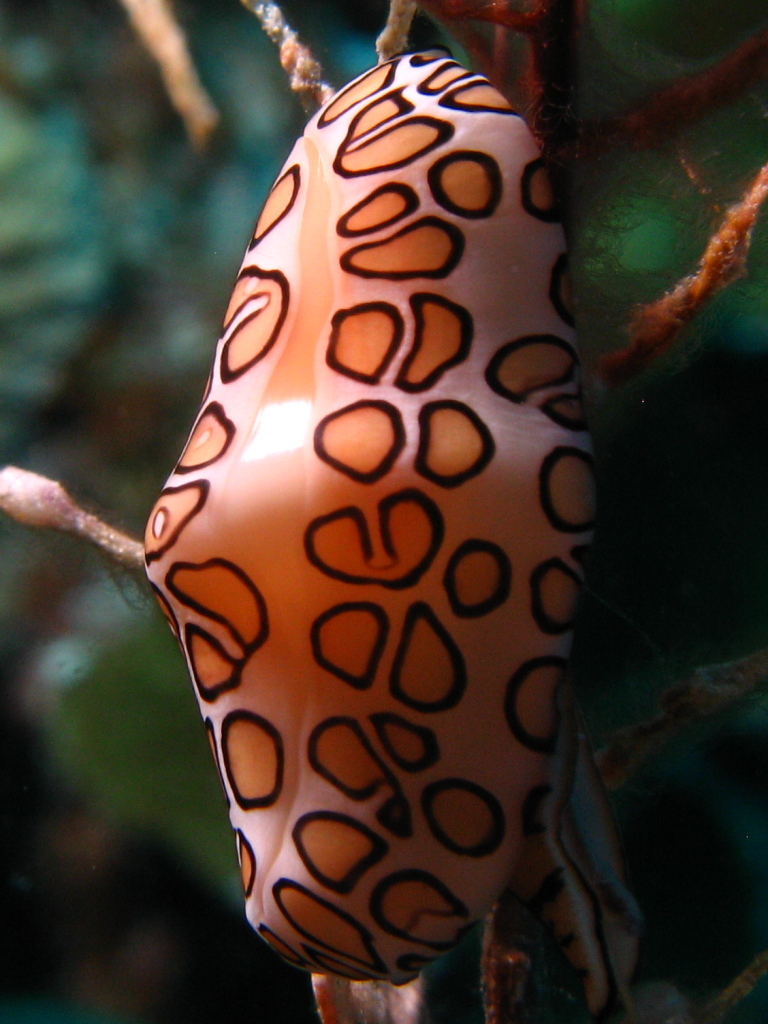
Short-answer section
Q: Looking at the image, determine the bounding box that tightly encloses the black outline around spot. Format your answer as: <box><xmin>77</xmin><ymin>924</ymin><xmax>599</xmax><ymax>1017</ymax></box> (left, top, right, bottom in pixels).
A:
<box><xmin>369</xmin><ymin>869</ymin><xmax>469</xmax><ymax>949</ymax></box>
<box><xmin>326</xmin><ymin>301</ymin><xmax>404</xmax><ymax>384</ymax></box>
<box><xmin>314</xmin><ymin>399</ymin><xmax>406</xmax><ymax>484</ymax></box>
<box><xmin>539</xmin><ymin>446</ymin><xmax>596</xmax><ymax>534</ymax></box>
<box><xmin>504</xmin><ymin>656</ymin><xmax>564</xmax><ymax>754</ymax></box>
<box><xmin>221</xmin><ymin>710</ymin><xmax>284</xmax><ymax>809</ymax></box>
<box><xmin>205</xmin><ymin>717</ymin><xmax>230</xmax><ymax>808</ymax></box>
<box><xmin>570</xmin><ymin>543</ymin><xmax>591</xmax><ymax>566</ymax></box>
<box><xmin>220</xmin><ymin>267</ymin><xmax>290</xmax><ymax>383</ymax></box>
<box><xmin>249</xmin><ymin>164</ymin><xmax>300</xmax><ymax>248</ymax></box>
<box><xmin>520</xmin><ymin>157</ymin><xmax>560</xmax><ymax>222</ymax></box>
<box><xmin>258</xmin><ymin>924</ymin><xmax>312</xmax><ymax>968</ymax></box>
<box><xmin>396</xmin><ymin>952</ymin><xmax>434</xmax><ymax>974</ymax></box>
<box><xmin>236</xmin><ymin>829</ymin><xmax>256</xmax><ymax>896</ymax></box>
<box><xmin>416</xmin><ymin>61</ymin><xmax>473</xmax><ymax>95</ymax></box>
<box><xmin>389</xmin><ymin>601</ymin><xmax>466</xmax><ymax>713</ymax></box>
<box><xmin>310</xmin><ymin>602</ymin><xmax>389</xmax><ymax>690</ymax></box>
<box><xmin>549</xmin><ymin>253</ymin><xmax>574</xmax><ymax>327</ymax></box>
<box><xmin>307</xmin><ymin>717</ymin><xmax>412</xmax><ymax>838</ymax></box>
<box><xmin>292</xmin><ymin>810</ymin><xmax>388</xmax><ymax>895</ymax></box>
<box><xmin>302</xmin><ymin>945</ymin><xmax>382</xmax><ymax>980</ymax></box>
<box><xmin>335</xmin><ymin>116</ymin><xmax>455</xmax><ymax>179</ymax></box>
<box><xmin>337</xmin><ymin>182</ymin><xmax>419</xmax><ymax>238</ymax></box>
<box><xmin>521</xmin><ymin>783</ymin><xmax>551</xmax><ymax>836</ymax></box>
<box><xmin>427</xmin><ymin>150</ymin><xmax>502</xmax><ymax>219</ymax></box>
<box><xmin>484</xmin><ymin>334</ymin><xmax>576</xmax><ymax>403</ymax></box>
<box><xmin>438</xmin><ymin>78</ymin><xmax>517</xmax><ymax>115</ymax></box>
<box><xmin>341</xmin><ymin>216</ymin><xmax>464</xmax><ymax>280</ymax></box>
<box><xmin>304</xmin><ymin>488</ymin><xmax>445</xmax><ymax>590</ymax></box>
<box><xmin>184</xmin><ymin>623</ymin><xmax>241</xmax><ymax>701</ymax></box>
<box><xmin>273</xmin><ymin>878</ymin><xmax>388</xmax><ymax>973</ymax></box>
<box><xmin>421</xmin><ymin>777</ymin><xmax>505</xmax><ymax>857</ymax></box>
<box><xmin>339</xmin><ymin>88</ymin><xmax>414</xmax><ymax>148</ymax></box>
<box><xmin>540</xmin><ymin>392</ymin><xmax>588</xmax><ymax>431</ymax></box>
<box><xmin>308</xmin><ymin>717</ymin><xmax>382</xmax><ymax>799</ymax></box>
<box><xmin>443</xmin><ymin>539</ymin><xmax>512</xmax><ymax>618</ymax></box>
<box><xmin>526</xmin><ymin>866</ymin><xmax>566</xmax><ymax>917</ymax></box>
<box><xmin>145</xmin><ymin>480</ymin><xmax>209</xmax><ymax>564</ymax></box>
<box><xmin>318</xmin><ymin>62</ymin><xmax>397</xmax><ymax>127</ymax></box>
<box><xmin>415</xmin><ymin>400</ymin><xmax>495</xmax><ymax>489</ymax></box>
<box><xmin>165</xmin><ymin>557</ymin><xmax>269</xmax><ymax>651</ymax></box>
<box><xmin>530</xmin><ymin>557</ymin><xmax>582</xmax><ymax>634</ymax></box>
<box><xmin>176</xmin><ymin>401</ymin><xmax>235</xmax><ymax>474</ymax></box>
<box><xmin>410</xmin><ymin>49</ymin><xmax>452</xmax><ymax>67</ymax></box>
<box><xmin>150</xmin><ymin>582</ymin><xmax>179</xmax><ymax>636</ymax></box>
<box><xmin>370</xmin><ymin>712</ymin><xmax>440</xmax><ymax>772</ymax></box>
<box><xmin>395</xmin><ymin>292</ymin><xmax>472</xmax><ymax>393</ymax></box>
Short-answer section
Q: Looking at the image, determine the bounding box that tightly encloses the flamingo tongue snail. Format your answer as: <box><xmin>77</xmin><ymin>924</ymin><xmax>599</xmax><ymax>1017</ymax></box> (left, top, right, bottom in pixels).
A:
<box><xmin>144</xmin><ymin>49</ymin><xmax>639</xmax><ymax>1020</ymax></box>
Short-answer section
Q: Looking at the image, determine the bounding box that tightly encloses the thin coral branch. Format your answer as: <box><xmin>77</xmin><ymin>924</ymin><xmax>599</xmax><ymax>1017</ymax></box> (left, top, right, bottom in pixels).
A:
<box><xmin>311</xmin><ymin>975</ymin><xmax>356</xmax><ymax>1024</ymax></box>
<box><xmin>482</xmin><ymin>890</ymin><xmax>534</xmax><ymax>1024</ymax></box>
<box><xmin>597</xmin><ymin>647</ymin><xmax>768</xmax><ymax>790</ymax></box>
<box><xmin>522</xmin><ymin>0</ymin><xmax>579</xmax><ymax>163</ymax></box>
<box><xmin>697</xmin><ymin>947</ymin><xmax>768</xmax><ymax>1024</ymax></box>
<box><xmin>419</xmin><ymin>0</ymin><xmax>545</xmax><ymax>34</ymax></box>
<box><xmin>117</xmin><ymin>0</ymin><xmax>219</xmax><ymax>149</ymax></box>
<box><xmin>377</xmin><ymin>0</ymin><xmax>418</xmax><ymax>63</ymax></box>
<box><xmin>598</xmin><ymin>157</ymin><xmax>768</xmax><ymax>386</ymax></box>
<box><xmin>241</xmin><ymin>1</ymin><xmax>333</xmax><ymax>111</ymax></box>
<box><xmin>577</xmin><ymin>28</ymin><xmax>768</xmax><ymax>160</ymax></box>
<box><xmin>420</xmin><ymin>0</ymin><xmax>580</xmax><ymax>168</ymax></box>
<box><xmin>0</xmin><ymin>466</ymin><xmax>144</xmax><ymax>573</ymax></box>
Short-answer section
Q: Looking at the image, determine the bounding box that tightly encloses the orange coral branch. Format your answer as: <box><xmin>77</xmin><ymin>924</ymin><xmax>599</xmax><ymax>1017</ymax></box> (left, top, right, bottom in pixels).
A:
<box><xmin>117</xmin><ymin>0</ymin><xmax>219</xmax><ymax>149</ymax></box>
<box><xmin>0</xmin><ymin>466</ymin><xmax>144</xmax><ymax>572</ymax></box>
<box><xmin>419</xmin><ymin>0</ymin><xmax>545</xmax><ymax>34</ymax></box>
<box><xmin>419</xmin><ymin>0</ymin><xmax>580</xmax><ymax>161</ymax></box>
<box><xmin>597</xmin><ymin>646</ymin><xmax>768</xmax><ymax>790</ymax></box>
<box><xmin>241</xmin><ymin>1</ymin><xmax>333</xmax><ymax>111</ymax></box>
<box><xmin>578</xmin><ymin>28</ymin><xmax>768</xmax><ymax>159</ymax></box>
<box><xmin>599</xmin><ymin>157</ymin><xmax>768</xmax><ymax>386</ymax></box>
<box><xmin>698</xmin><ymin>948</ymin><xmax>768</xmax><ymax>1024</ymax></box>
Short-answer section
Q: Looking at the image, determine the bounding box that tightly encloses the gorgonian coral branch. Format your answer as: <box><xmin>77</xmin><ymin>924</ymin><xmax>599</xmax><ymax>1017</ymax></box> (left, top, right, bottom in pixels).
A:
<box><xmin>597</xmin><ymin>647</ymin><xmax>768</xmax><ymax>790</ymax></box>
<box><xmin>118</xmin><ymin>0</ymin><xmax>219</xmax><ymax>148</ymax></box>
<box><xmin>0</xmin><ymin>466</ymin><xmax>144</xmax><ymax>573</ymax></box>
<box><xmin>377</xmin><ymin>0</ymin><xmax>418</xmax><ymax>63</ymax></box>
<box><xmin>577</xmin><ymin>27</ymin><xmax>768</xmax><ymax>159</ymax></box>
<box><xmin>241</xmin><ymin>1</ymin><xmax>334</xmax><ymax>110</ymax></box>
<box><xmin>598</xmin><ymin>157</ymin><xmax>768</xmax><ymax>386</ymax></box>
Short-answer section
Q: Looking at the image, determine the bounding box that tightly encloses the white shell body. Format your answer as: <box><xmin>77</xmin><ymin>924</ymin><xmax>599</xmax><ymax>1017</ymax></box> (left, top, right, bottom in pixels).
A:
<box><xmin>145</xmin><ymin>51</ymin><xmax>633</xmax><ymax>1017</ymax></box>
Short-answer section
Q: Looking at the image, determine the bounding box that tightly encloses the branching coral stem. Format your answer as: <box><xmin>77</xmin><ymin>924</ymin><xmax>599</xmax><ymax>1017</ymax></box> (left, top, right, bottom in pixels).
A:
<box><xmin>419</xmin><ymin>0</ymin><xmax>544</xmax><ymax>33</ymax></box>
<box><xmin>597</xmin><ymin>647</ymin><xmax>768</xmax><ymax>790</ymax></box>
<box><xmin>240</xmin><ymin>1</ymin><xmax>334</xmax><ymax>110</ymax></box>
<box><xmin>419</xmin><ymin>0</ymin><xmax>580</xmax><ymax>168</ymax></box>
<box><xmin>577</xmin><ymin>28</ymin><xmax>768</xmax><ymax>159</ymax></box>
<box><xmin>117</xmin><ymin>0</ymin><xmax>219</xmax><ymax>148</ymax></box>
<box><xmin>0</xmin><ymin>466</ymin><xmax>144</xmax><ymax>573</ymax></box>
<box><xmin>377</xmin><ymin>0</ymin><xmax>418</xmax><ymax>63</ymax></box>
<box><xmin>599</xmin><ymin>157</ymin><xmax>768</xmax><ymax>386</ymax></box>
<box><xmin>698</xmin><ymin>948</ymin><xmax>768</xmax><ymax>1024</ymax></box>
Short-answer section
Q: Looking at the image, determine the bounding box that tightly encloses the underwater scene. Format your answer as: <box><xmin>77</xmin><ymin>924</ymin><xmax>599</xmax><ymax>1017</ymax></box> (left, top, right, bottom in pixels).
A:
<box><xmin>1</xmin><ymin>1</ymin><xmax>768</xmax><ymax>1022</ymax></box>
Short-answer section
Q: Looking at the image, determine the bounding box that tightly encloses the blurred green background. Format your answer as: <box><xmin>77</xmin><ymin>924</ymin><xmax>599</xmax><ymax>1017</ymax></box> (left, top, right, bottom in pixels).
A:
<box><xmin>1</xmin><ymin>1</ymin><xmax>768</xmax><ymax>1022</ymax></box>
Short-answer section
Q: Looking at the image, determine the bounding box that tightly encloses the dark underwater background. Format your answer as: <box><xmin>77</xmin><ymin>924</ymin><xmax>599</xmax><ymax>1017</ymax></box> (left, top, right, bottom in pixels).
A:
<box><xmin>1</xmin><ymin>1</ymin><xmax>768</xmax><ymax>1021</ymax></box>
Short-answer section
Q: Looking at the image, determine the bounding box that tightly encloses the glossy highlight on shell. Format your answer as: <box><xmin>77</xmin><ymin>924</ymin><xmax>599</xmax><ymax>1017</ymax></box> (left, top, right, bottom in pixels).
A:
<box><xmin>145</xmin><ymin>49</ymin><xmax>637</xmax><ymax>1020</ymax></box>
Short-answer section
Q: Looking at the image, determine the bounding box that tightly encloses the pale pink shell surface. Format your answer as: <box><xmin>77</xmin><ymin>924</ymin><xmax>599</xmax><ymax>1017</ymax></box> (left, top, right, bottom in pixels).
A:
<box><xmin>144</xmin><ymin>50</ymin><xmax>626</xmax><ymax>1013</ymax></box>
